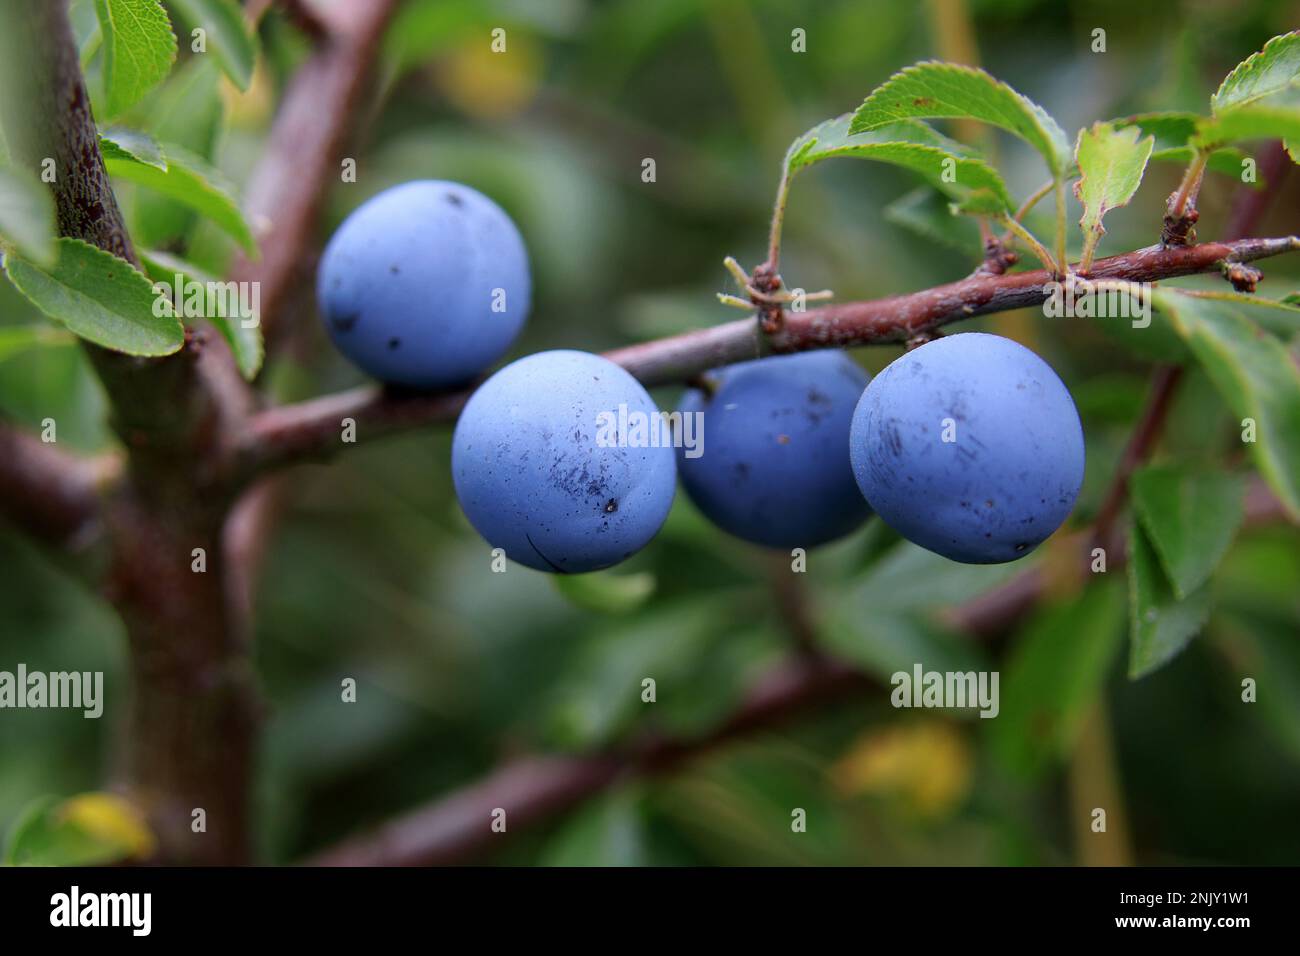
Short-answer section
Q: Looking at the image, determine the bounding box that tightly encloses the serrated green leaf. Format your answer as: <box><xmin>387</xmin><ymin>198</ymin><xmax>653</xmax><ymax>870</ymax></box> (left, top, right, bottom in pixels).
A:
<box><xmin>1212</xmin><ymin>31</ymin><xmax>1300</xmax><ymax>114</ymax></box>
<box><xmin>1127</xmin><ymin>521</ymin><xmax>1212</xmax><ymax>679</ymax></box>
<box><xmin>0</xmin><ymin>167</ymin><xmax>56</xmax><ymax>266</ymax></box>
<box><xmin>99</xmin><ymin>127</ymin><xmax>166</xmax><ymax>168</ymax></box>
<box><xmin>1073</xmin><ymin>122</ymin><xmax>1154</xmax><ymax>264</ymax></box>
<box><xmin>883</xmin><ymin>187</ymin><xmax>982</xmax><ymax>254</ymax></box>
<box><xmin>990</xmin><ymin>582</ymin><xmax>1125</xmax><ymax>778</ymax></box>
<box><xmin>167</xmin><ymin>0</ymin><xmax>257</xmax><ymax>90</ymax></box>
<box><xmin>4</xmin><ymin>792</ymin><xmax>155</xmax><ymax>866</ymax></box>
<box><xmin>94</xmin><ymin>0</ymin><xmax>177</xmax><ymax>119</ymax></box>
<box><xmin>3</xmin><ymin>237</ymin><xmax>183</xmax><ymax>356</ymax></box>
<box><xmin>551</xmin><ymin>569</ymin><xmax>656</xmax><ymax>614</ymax></box>
<box><xmin>140</xmin><ymin>248</ymin><xmax>263</xmax><ymax>379</ymax></box>
<box><xmin>104</xmin><ymin>141</ymin><xmax>257</xmax><ymax>254</ymax></box>
<box><xmin>1195</xmin><ymin>104</ymin><xmax>1300</xmax><ymax>150</ymax></box>
<box><xmin>1153</xmin><ymin>288</ymin><xmax>1300</xmax><ymax>520</ymax></box>
<box><xmin>850</xmin><ymin>61</ymin><xmax>1071</xmax><ymax>176</ymax></box>
<box><xmin>785</xmin><ymin>114</ymin><xmax>1013</xmax><ymax>213</ymax></box>
<box><xmin>1131</xmin><ymin>466</ymin><xmax>1244</xmax><ymax>599</ymax></box>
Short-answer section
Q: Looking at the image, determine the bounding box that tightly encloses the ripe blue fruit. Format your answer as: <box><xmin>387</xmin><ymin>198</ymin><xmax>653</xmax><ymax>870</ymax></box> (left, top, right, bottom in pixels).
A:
<box><xmin>676</xmin><ymin>351</ymin><xmax>872</xmax><ymax>549</ymax></box>
<box><xmin>849</xmin><ymin>332</ymin><xmax>1084</xmax><ymax>564</ymax></box>
<box><xmin>316</xmin><ymin>180</ymin><xmax>530</xmax><ymax>389</ymax></box>
<box><xmin>451</xmin><ymin>350</ymin><xmax>677</xmax><ymax>573</ymax></box>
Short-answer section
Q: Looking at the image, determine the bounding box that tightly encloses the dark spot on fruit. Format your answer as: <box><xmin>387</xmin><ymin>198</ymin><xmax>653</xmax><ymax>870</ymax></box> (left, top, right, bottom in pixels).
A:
<box><xmin>388</xmin><ymin>337</ymin><xmax>401</xmax><ymax>349</ymax></box>
<box><xmin>389</xmin><ymin>264</ymin><xmax>400</xmax><ymax>275</ymax></box>
<box><xmin>446</xmin><ymin>193</ymin><xmax>464</xmax><ymax>206</ymax></box>
<box><xmin>604</xmin><ymin>498</ymin><xmax>618</xmax><ymax>513</ymax></box>
<box><xmin>984</xmin><ymin>499</ymin><xmax>994</xmax><ymax>508</ymax></box>
<box><xmin>331</xmin><ymin>312</ymin><xmax>359</xmax><ymax>333</ymax></box>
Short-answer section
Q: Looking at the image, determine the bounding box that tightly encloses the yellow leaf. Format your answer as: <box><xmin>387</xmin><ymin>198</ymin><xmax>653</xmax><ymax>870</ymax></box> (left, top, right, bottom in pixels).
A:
<box><xmin>58</xmin><ymin>793</ymin><xmax>156</xmax><ymax>860</ymax></box>
<box><xmin>832</xmin><ymin>720</ymin><xmax>972</xmax><ymax>820</ymax></box>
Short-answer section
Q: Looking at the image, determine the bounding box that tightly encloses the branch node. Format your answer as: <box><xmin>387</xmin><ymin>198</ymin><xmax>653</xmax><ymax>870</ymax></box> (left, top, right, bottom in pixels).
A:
<box><xmin>1221</xmin><ymin>260</ymin><xmax>1263</xmax><ymax>293</ymax></box>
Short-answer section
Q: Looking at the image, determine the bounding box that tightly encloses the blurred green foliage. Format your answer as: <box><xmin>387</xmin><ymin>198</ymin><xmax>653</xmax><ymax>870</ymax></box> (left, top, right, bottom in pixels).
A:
<box><xmin>2</xmin><ymin>0</ymin><xmax>1299</xmax><ymax>866</ymax></box>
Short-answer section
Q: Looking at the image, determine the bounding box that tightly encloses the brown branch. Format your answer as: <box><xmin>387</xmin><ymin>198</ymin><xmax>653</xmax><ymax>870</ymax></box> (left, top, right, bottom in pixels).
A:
<box><xmin>227</xmin><ymin>0</ymin><xmax>399</xmax><ymax>352</ymax></box>
<box><xmin>0</xmin><ymin>422</ymin><xmax>116</xmax><ymax>548</ymax></box>
<box><xmin>0</xmin><ymin>0</ymin><xmax>396</xmax><ymax>864</ymax></box>
<box><xmin>1090</xmin><ymin>364</ymin><xmax>1184</xmax><ymax>555</ymax></box>
<box><xmin>304</xmin><ymin>162</ymin><xmax>1300</xmax><ymax>865</ymax></box>
<box><xmin>221</xmin><ymin>0</ymin><xmax>399</xmax><ymax>639</ymax></box>
<box><xmin>308</xmin><ymin>473</ymin><xmax>1293</xmax><ymax>867</ymax></box>
<box><xmin>233</xmin><ymin>235</ymin><xmax>1300</xmax><ymax>480</ymax></box>
<box><xmin>308</xmin><ymin>654</ymin><xmax>871</xmax><ymax>866</ymax></box>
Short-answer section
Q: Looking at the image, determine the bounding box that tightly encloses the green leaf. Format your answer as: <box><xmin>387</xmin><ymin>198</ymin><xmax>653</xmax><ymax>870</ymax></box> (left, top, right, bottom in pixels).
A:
<box><xmin>0</xmin><ymin>167</ymin><xmax>56</xmax><ymax>266</ymax></box>
<box><xmin>1221</xmin><ymin>612</ymin><xmax>1300</xmax><ymax>760</ymax></box>
<box><xmin>850</xmin><ymin>61</ymin><xmax>1071</xmax><ymax>176</ymax></box>
<box><xmin>820</xmin><ymin>542</ymin><xmax>1015</xmax><ymax>681</ymax></box>
<box><xmin>0</xmin><ymin>324</ymin><xmax>76</xmax><ymax>362</ymax></box>
<box><xmin>883</xmin><ymin>187</ymin><xmax>982</xmax><ymax>255</ymax></box>
<box><xmin>1127</xmin><ymin>521</ymin><xmax>1212</xmax><ymax>679</ymax></box>
<box><xmin>1153</xmin><ymin>288</ymin><xmax>1300</xmax><ymax>520</ymax></box>
<box><xmin>93</xmin><ymin>0</ymin><xmax>178</xmax><ymax>119</ymax></box>
<box><xmin>167</xmin><ymin>0</ymin><xmax>257</xmax><ymax>90</ymax></box>
<box><xmin>4</xmin><ymin>792</ymin><xmax>155</xmax><ymax>866</ymax></box>
<box><xmin>140</xmin><ymin>249</ymin><xmax>263</xmax><ymax>378</ymax></box>
<box><xmin>1073</xmin><ymin>121</ymin><xmax>1154</xmax><ymax>264</ymax></box>
<box><xmin>1177</xmin><ymin>290</ymin><xmax>1300</xmax><ymax>337</ymax></box>
<box><xmin>990</xmin><ymin>582</ymin><xmax>1125</xmax><ymax>778</ymax></box>
<box><xmin>784</xmin><ymin>115</ymin><xmax>1013</xmax><ymax>213</ymax></box>
<box><xmin>99</xmin><ymin>127</ymin><xmax>166</xmax><ymax>168</ymax></box>
<box><xmin>1131</xmin><ymin>466</ymin><xmax>1244</xmax><ymax>599</ymax></box>
<box><xmin>1194</xmin><ymin>104</ymin><xmax>1300</xmax><ymax>150</ymax></box>
<box><xmin>1211</xmin><ymin>31</ymin><xmax>1300</xmax><ymax>114</ymax></box>
<box><xmin>821</xmin><ymin>608</ymin><xmax>986</xmax><ymax>683</ymax></box>
<box><xmin>132</xmin><ymin>57</ymin><xmax>225</xmax><ymax>248</ymax></box>
<box><xmin>542</xmin><ymin>598</ymin><xmax>778</xmax><ymax>748</ymax></box>
<box><xmin>103</xmin><ymin>141</ymin><xmax>257</xmax><ymax>254</ymax></box>
<box><xmin>551</xmin><ymin>569</ymin><xmax>656</xmax><ymax>615</ymax></box>
<box><xmin>538</xmin><ymin>788</ymin><xmax>647</xmax><ymax>866</ymax></box>
<box><xmin>3</xmin><ymin>237</ymin><xmax>183</xmax><ymax>356</ymax></box>
<box><xmin>1114</xmin><ymin>113</ymin><xmax>1256</xmax><ymax>182</ymax></box>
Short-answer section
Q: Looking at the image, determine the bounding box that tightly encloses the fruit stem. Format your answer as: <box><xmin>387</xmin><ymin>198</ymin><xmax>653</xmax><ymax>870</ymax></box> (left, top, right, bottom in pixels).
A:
<box><xmin>1053</xmin><ymin>177</ymin><xmax>1067</xmax><ymax>278</ymax></box>
<box><xmin>999</xmin><ymin>216</ymin><xmax>1058</xmax><ymax>275</ymax></box>
<box><xmin>1078</xmin><ymin>228</ymin><xmax>1101</xmax><ymax>274</ymax></box>
<box><xmin>766</xmin><ymin>172</ymin><xmax>793</xmax><ymax>272</ymax></box>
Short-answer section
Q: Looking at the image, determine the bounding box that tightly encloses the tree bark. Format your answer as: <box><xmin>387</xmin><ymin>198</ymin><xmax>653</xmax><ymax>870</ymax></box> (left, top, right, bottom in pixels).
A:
<box><xmin>0</xmin><ymin>0</ymin><xmax>256</xmax><ymax>864</ymax></box>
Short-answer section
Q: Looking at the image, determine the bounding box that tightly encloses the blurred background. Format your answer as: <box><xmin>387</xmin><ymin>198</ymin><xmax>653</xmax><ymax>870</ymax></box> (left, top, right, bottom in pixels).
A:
<box><xmin>2</xmin><ymin>0</ymin><xmax>1299</xmax><ymax>865</ymax></box>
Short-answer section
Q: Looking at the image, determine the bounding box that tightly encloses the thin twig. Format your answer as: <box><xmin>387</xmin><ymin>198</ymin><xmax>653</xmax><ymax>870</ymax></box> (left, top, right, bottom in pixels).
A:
<box><xmin>231</xmin><ymin>235</ymin><xmax>1300</xmax><ymax>481</ymax></box>
<box><xmin>307</xmin><ymin>653</ymin><xmax>873</xmax><ymax>867</ymax></box>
